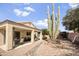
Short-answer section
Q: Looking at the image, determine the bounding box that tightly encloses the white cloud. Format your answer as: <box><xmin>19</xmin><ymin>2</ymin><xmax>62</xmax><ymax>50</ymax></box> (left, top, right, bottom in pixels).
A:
<box><xmin>21</xmin><ymin>11</ymin><xmax>30</xmax><ymax>17</ymax></box>
<box><xmin>69</xmin><ymin>3</ymin><xmax>79</xmax><ymax>8</ymax></box>
<box><xmin>33</xmin><ymin>19</ymin><xmax>48</xmax><ymax>29</ymax></box>
<box><xmin>14</xmin><ymin>9</ymin><xmax>31</xmax><ymax>17</ymax></box>
<box><xmin>24</xmin><ymin>7</ymin><xmax>35</xmax><ymax>12</ymax></box>
<box><xmin>14</xmin><ymin>9</ymin><xmax>22</xmax><ymax>16</ymax></box>
<box><xmin>14</xmin><ymin>6</ymin><xmax>35</xmax><ymax>17</ymax></box>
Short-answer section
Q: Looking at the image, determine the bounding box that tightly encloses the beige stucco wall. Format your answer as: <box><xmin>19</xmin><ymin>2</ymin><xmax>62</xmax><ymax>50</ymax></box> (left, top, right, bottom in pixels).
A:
<box><xmin>31</xmin><ymin>30</ymin><xmax>34</xmax><ymax>43</ymax></box>
<box><xmin>20</xmin><ymin>30</ymin><xmax>26</xmax><ymax>39</ymax></box>
<box><xmin>0</xmin><ymin>29</ymin><xmax>4</xmax><ymax>45</ymax></box>
<box><xmin>0</xmin><ymin>22</ymin><xmax>41</xmax><ymax>51</ymax></box>
<box><xmin>5</xmin><ymin>24</ymin><xmax>13</xmax><ymax>50</ymax></box>
<box><xmin>20</xmin><ymin>30</ymin><xmax>26</xmax><ymax>43</ymax></box>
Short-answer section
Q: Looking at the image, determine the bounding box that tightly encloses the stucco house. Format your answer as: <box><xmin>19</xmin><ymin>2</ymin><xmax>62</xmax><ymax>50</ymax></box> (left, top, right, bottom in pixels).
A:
<box><xmin>0</xmin><ymin>20</ymin><xmax>42</xmax><ymax>51</ymax></box>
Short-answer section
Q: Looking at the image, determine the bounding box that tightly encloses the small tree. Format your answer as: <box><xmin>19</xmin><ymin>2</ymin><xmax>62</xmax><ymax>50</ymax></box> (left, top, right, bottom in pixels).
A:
<box><xmin>62</xmin><ymin>8</ymin><xmax>79</xmax><ymax>32</ymax></box>
<box><xmin>42</xmin><ymin>29</ymin><xmax>49</xmax><ymax>35</ymax></box>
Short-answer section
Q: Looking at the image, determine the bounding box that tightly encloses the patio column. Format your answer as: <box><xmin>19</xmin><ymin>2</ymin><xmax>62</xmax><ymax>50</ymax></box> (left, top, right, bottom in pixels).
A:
<box><xmin>20</xmin><ymin>31</ymin><xmax>26</xmax><ymax>43</ymax></box>
<box><xmin>0</xmin><ymin>29</ymin><xmax>4</xmax><ymax>45</ymax></box>
<box><xmin>35</xmin><ymin>32</ymin><xmax>38</xmax><ymax>37</ymax></box>
<box><xmin>39</xmin><ymin>31</ymin><xmax>42</xmax><ymax>40</ymax></box>
<box><xmin>6</xmin><ymin>24</ymin><xmax>13</xmax><ymax>50</ymax></box>
<box><xmin>31</xmin><ymin>30</ymin><xmax>34</xmax><ymax>43</ymax></box>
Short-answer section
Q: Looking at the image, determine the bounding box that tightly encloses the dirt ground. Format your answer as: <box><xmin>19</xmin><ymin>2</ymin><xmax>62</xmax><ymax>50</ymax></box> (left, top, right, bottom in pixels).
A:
<box><xmin>0</xmin><ymin>39</ymin><xmax>79</xmax><ymax>56</ymax></box>
<box><xmin>25</xmin><ymin>39</ymin><xmax>79</xmax><ymax>56</ymax></box>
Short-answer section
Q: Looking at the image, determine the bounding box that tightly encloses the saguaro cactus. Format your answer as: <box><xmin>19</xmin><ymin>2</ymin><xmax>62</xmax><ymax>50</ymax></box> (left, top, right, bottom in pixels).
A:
<box><xmin>47</xmin><ymin>4</ymin><xmax>60</xmax><ymax>40</ymax></box>
<box><xmin>48</xmin><ymin>6</ymin><xmax>52</xmax><ymax>38</ymax></box>
<box><xmin>52</xmin><ymin>4</ymin><xmax>55</xmax><ymax>40</ymax></box>
<box><xmin>54</xmin><ymin>6</ymin><xmax>60</xmax><ymax>39</ymax></box>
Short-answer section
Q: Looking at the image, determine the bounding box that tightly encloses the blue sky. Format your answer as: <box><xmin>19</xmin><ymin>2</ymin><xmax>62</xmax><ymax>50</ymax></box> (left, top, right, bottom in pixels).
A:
<box><xmin>0</xmin><ymin>3</ymin><xmax>78</xmax><ymax>31</ymax></box>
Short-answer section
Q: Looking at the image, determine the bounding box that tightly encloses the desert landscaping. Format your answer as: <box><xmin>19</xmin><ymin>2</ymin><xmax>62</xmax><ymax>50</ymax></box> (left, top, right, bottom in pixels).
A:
<box><xmin>1</xmin><ymin>38</ymin><xmax>79</xmax><ymax>56</ymax></box>
<box><xmin>0</xmin><ymin>3</ymin><xmax>79</xmax><ymax>56</ymax></box>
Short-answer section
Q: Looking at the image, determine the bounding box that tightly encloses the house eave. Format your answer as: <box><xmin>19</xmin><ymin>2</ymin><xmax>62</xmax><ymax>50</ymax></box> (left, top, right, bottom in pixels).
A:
<box><xmin>0</xmin><ymin>19</ymin><xmax>41</xmax><ymax>31</ymax></box>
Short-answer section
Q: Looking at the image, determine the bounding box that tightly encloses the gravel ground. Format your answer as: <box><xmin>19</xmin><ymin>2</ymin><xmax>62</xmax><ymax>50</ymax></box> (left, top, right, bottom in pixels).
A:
<box><xmin>0</xmin><ymin>39</ymin><xmax>79</xmax><ymax>56</ymax></box>
<box><xmin>26</xmin><ymin>39</ymin><xmax>79</xmax><ymax>56</ymax></box>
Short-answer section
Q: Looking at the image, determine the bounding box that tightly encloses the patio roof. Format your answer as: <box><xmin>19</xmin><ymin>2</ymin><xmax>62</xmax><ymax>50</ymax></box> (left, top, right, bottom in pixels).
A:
<box><xmin>0</xmin><ymin>19</ymin><xmax>41</xmax><ymax>31</ymax></box>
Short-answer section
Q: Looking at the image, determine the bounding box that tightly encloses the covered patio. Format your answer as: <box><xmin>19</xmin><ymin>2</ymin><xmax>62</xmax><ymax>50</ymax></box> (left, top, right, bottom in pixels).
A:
<box><xmin>0</xmin><ymin>20</ymin><xmax>42</xmax><ymax>51</ymax></box>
